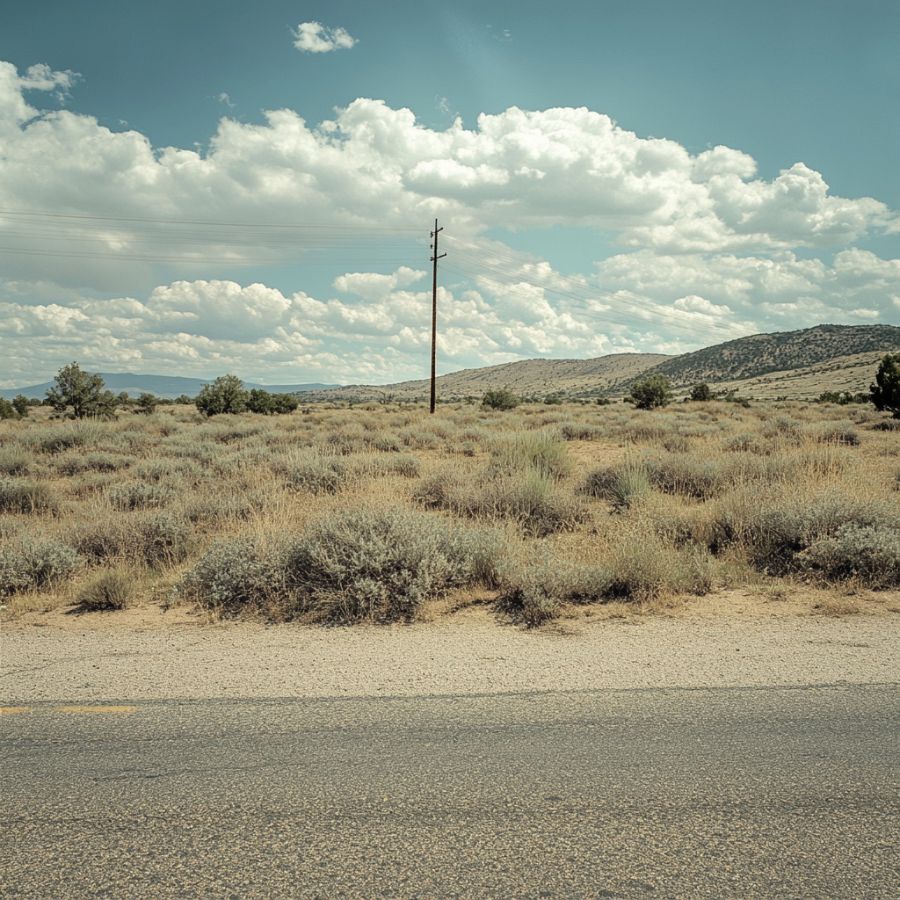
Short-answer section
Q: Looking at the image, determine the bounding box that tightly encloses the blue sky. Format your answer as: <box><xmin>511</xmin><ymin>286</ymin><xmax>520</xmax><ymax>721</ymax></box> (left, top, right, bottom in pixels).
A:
<box><xmin>1</xmin><ymin>0</ymin><xmax>898</xmax><ymax>385</ymax></box>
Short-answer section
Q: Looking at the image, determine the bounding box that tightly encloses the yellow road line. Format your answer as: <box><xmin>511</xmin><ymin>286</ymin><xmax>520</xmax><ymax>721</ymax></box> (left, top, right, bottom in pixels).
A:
<box><xmin>0</xmin><ymin>706</ymin><xmax>30</xmax><ymax>715</ymax></box>
<box><xmin>56</xmin><ymin>705</ymin><xmax>137</xmax><ymax>715</ymax></box>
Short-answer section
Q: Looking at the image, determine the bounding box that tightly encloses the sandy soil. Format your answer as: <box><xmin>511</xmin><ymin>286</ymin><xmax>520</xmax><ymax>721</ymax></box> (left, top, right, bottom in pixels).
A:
<box><xmin>2</xmin><ymin>595</ymin><xmax>898</xmax><ymax>703</ymax></box>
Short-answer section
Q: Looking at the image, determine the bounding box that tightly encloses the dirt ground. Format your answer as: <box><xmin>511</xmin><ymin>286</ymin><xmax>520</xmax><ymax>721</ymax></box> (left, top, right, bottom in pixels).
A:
<box><xmin>3</xmin><ymin>591</ymin><xmax>898</xmax><ymax>704</ymax></box>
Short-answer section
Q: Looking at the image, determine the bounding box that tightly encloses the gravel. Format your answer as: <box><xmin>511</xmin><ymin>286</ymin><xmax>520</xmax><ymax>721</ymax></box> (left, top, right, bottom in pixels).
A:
<box><xmin>2</xmin><ymin>613</ymin><xmax>898</xmax><ymax>702</ymax></box>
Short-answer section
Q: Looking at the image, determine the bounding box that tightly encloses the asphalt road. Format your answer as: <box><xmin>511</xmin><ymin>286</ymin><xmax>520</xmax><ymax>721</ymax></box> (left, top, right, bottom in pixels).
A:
<box><xmin>1</xmin><ymin>684</ymin><xmax>897</xmax><ymax>898</ymax></box>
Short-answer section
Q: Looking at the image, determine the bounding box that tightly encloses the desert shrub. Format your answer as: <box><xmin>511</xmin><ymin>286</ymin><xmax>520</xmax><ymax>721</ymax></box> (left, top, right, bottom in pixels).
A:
<box><xmin>622</xmin><ymin>420</ymin><xmax>669</xmax><ymax>443</ymax></box>
<box><xmin>706</xmin><ymin>487</ymin><xmax>900</xmax><ymax>575</ymax></box>
<box><xmin>159</xmin><ymin>436</ymin><xmax>218</xmax><ymax>463</ymax></box>
<box><xmin>77</xmin><ymin>567</ymin><xmax>137</xmax><ymax>610</ymax></box>
<box><xmin>133</xmin><ymin>458</ymin><xmax>203</xmax><ymax>483</ymax></box>
<box><xmin>282</xmin><ymin>508</ymin><xmax>502</xmax><ymax>623</ymax></box>
<box><xmin>872</xmin><ymin>419</ymin><xmax>900</xmax><ymax>432</ymax></box>
<box><xmin>795</xmin><ymin>445</ymin><xmax>850</xmax><ymax>477</ymax></box>
<box><xmin>814</xmin><ymin>423</ymin><xmax>860</xmax><ymax>446</ymax></box>
<box><xmin>131</xmin><ymin>511</ymin><xmax>191</xmax><ymax>566</ymax></box>
<box><xmin>371</xmin><ymin>433</ymin><xmax>402</xmax><ymax>452</ymax></box>
<box><xmin>398</xmin><ymin>425</ymin><xmax>442</xmax><ymax>450</ymax></box>
<box><xmin>604</xmin><ymin>535</ymin><xmax>717</xmax><ymax>601</ymax></box>
<box><xmin>581</xmin><ymin>460</ymin><xmax>650</xmax><ymax>510</ymax></box>
<box><xmin>498</xmin><ymin>561</ymin><xmax>612</xmax><ymax>626</ymax></box>
<box><xmin>690</xmin><ymin>383</ymin><xmax>713</xmax><ymax>402</ymax></box>
<box><xmin>723</xmin><ymin>433</ymin><xmax>761</xmax><ymax>453</ymax></box>
<box><xmin>644</xmin><ymin>454</ymin><xmax>726</xmax><ymax>500</ymax></box>
<box><xmin>799</xmin><ymin>525</ymin><xmax>900</xmax><ymax>588</ymax></box>
<box><xmin>628</xmin><ymin>375</ymin><xmax>672</xmax><ymax>410</ymax></box>
<box><xmin>482</xmin><ymin>388</ymin><xmax>520</xmax><ymax>411</ymax></box>
<box><xmin>26</xmin><ymin>424</ymin><xmax>95</xmax><ymax>454</ymax></box>
<box><xmin>70</xmin><ymin>518</ymin><xmax>130</xmax><ymax>562</ymax></box>
<box><xmin>488</xmin><ymin>430</ymin><xmax>570</xmax><ymax>481</ymax></box>
<box><xmin>180</xmin><ymin>535</ymin><xmax>286</xmax><ymax>617</ymax></box>
<box><xmin>0</xmin><ymin>479</ymin><xmax>58</xmax><ymax>514</ymax></box>
<box><xmin>70</xmin><ymin>510</ymin><xmax>190</xmax><ymax>566</ymax></box>
<box><xmin>0</xmin><ymin>398</ymin><xmax>19</xmax><ymax>420</ymax></box>
<box><xmin>1</xmin><ymin>537</ymin><xmax>81</xmax><ymax>596</ymax></box>
<box><xmin>55</xmin><ymin>452</ymin><xmax>130</xmax><ymax>475</ymax></box>
<box><xmin>182</xmin><ymin>491</ymin><xmax>265</xmax><ymax>524</ymax></box>
<box><xmin>560</xmin><ymin>422</ymin><xmax>604</xmax><ymax>441</ymax></box>
<box><xmin>416</xmin><ymin>469</ymin><xmax>585</xmax><ymax>536</ymax></box>
<box><xmin>603</xmin><ymin>535</ymin><xmax>681</xmax><ymax>601</ymax></box>
<box><xmin>349</xmin><ymin>453</ymin><xmax>421</xmax><ymax>479</ymax></box>
<box><xmin>284</xmin><ymin>451</ymin><xmax>350</xmax><ymax>494</ymax></box>
<box><xmin>107</xmin><ymin>482</ymin><xmax>174</xmax><ymax>510</ymax></box>
<box><xmin>762</xmin><ymin>416</ymin><xmax>803</xmax><ymax>444</ymax></box>
<box><xmin>0</xmin><ymin>447</ymin><xmax>30</xmax><ymax>476</ymax></box>
<box><xmin>662</xmin><ymin>434</ymin><xmax>692</xmax><ymax>454</ymax></box>
<box><xmin>481</xmin><ymin>474</ymin><xmax>585</xmax><ymax>536</ymax></box>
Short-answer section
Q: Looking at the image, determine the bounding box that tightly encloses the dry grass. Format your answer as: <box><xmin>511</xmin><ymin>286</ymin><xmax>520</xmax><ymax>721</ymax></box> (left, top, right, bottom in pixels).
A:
<box><xmin>2</xmin><ymin>399</ymin><xmax>899</xmax><ymax>625</ymax></box>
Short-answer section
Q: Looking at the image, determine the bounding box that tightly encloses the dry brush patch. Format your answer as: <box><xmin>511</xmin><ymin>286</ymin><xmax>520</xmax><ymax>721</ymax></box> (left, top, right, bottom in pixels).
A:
<box><xmin>1</xmin><ymin>399</ymin><xmax>898</xmax><ymax>625</ymax></box>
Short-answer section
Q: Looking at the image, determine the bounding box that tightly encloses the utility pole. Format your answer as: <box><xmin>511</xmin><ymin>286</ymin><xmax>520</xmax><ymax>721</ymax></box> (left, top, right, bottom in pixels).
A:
<box><xmin>429</xmin><ymin>218</ymin><xmax>446</xmax><ymax>414</ymax></box>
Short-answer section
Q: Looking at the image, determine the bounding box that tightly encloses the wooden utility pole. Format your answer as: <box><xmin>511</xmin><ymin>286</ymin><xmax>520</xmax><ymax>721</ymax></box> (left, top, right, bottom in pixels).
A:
<box><xmin>429</xmin><ymin>218</ymin><xmax>446</xmax><ymax>414</ymax></box>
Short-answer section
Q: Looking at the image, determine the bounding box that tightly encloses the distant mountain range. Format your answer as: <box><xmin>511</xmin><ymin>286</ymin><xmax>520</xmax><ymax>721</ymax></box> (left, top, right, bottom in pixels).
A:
<box><xmin>0</xmin><ymin>373</ymin><xmax>339</xmax><ymax>401</ymax></box>
<box><xmin>4</xmin><ymin>324</ymin><xmax>898</xmax><ymax>403</ymax></box>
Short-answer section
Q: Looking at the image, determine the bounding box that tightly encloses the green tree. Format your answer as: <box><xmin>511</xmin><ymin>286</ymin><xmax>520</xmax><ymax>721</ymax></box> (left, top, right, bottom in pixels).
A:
<box><xmin>482</xmin><ymin>388</ymin><xmax>520</xmax><ymax>410</ymax></box>
<box><xmin>0</xmin><ymin>398</ymin><xmax>18</xmax><ymax>420</ymax></box>
<box><xmin>135</xmin><ymin>393</ymin><xmax>158</xmax><ymax>414</ymax></box>
<box><xmin>45</xmin><ymin>362</ymin><xmax>117</xmax><ymax>419</ymax></box>
<box><xmin>271</xmin><ymin>393</ymin><xmax>299</xmax><ymax>414</ymax></box>
<box><xmin>174</xmin><ymin>394</ymin><xmax>193</xmax><ymax>405</ymax></box>
<box><xmin>11</xmin><ymin>395</ymin><xmax>30</xmax><ymax>417</ymax></box>
<box><xmin>690</xmin><ymin>383</ymin><xmax>713</xmax><ymax>402</ymax></box>
<box><xmin>246</xmin><ymin>388</ymin><xmax>276</xmax><ymax>415</ymax></box>
<box><xmin>195</xmin><ymin>375</ymin><xmax>249</xmax><ymax>417</ymax></box>
<box><xmin>870</xmin><ymin>353</ymin><xmax>900</xmax><ymax>419</ymax></box>
<box><xmin>628</xmin><ymin>374</ymin><xmax>672</xmax><ymax>410</ymax></box>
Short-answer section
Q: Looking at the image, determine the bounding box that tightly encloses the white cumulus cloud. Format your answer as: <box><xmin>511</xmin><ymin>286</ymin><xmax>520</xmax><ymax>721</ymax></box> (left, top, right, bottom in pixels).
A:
<box><xmin>292</xmin><ymin>22</ymin><xmax>357</xmax><ymax>54</ymax></box>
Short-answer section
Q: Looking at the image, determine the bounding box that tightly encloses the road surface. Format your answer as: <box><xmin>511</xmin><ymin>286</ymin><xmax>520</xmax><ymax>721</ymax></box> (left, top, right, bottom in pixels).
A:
<box><xmin>2</xmin><ymin>683</ymin><xmax>897</xmax><ymax>898</ymax></box>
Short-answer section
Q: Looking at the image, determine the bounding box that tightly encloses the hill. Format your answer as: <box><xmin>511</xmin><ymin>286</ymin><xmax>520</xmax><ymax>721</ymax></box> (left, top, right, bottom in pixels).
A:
<box><xmin>0</xmin><ymin>374</ymin><xmax>340</xmax><ymax>401</ymax></box>
<box><xmin>626</xmin><ymin>324</ymin><xmax>900</xmax><ymax>392</ymax></box>
<box><xmin>308</xmin><ymin>353</ymin><xmax>670</xmax><ymax>402</ymax></box>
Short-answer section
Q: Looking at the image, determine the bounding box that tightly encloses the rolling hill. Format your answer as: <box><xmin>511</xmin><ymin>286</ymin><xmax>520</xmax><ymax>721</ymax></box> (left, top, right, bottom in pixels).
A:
<box><xmin>307</xmin><ymin>353</ymin><xmax>670</xmax><ymax>402</ymax></box>
<box><xmin>624</xmin><ymin>324</ymin><xmax>900</xmax><ymax>391</ymax></box>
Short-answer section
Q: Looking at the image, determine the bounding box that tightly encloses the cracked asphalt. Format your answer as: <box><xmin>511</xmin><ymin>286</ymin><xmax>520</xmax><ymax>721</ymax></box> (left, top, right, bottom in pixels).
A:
<box><xmin>2</xmin><ymin>684</ymin><xmax>898</xmax><ymax>898</ymax></box>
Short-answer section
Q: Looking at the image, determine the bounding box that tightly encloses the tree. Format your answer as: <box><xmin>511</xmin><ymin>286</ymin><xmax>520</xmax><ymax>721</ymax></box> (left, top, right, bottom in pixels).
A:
<box><xmin>246</xmin><ymin>388</ymin><xmax>276</xmax><ymax>415</ymax></box>
<box><xmin>690</xmin><ymin>383</ymin><xmax>713</xmax><ymax>402</ymax></box>
<box><xmin>482</xmin><ymin>388</ymin><xmax>520</xmax><ymax>410</ymax></box>
<box><xmin>11</xmin><ymin>395</ymin><xmax>30</xmax><ymax>417</ymax></box>
<box><xmin>195</xmin><ymin>375</ymin><xmax>249</xmax><ymax>417</ymax></box>
<box><xmin>174</xmin><ymin>394</ymin><xmax>193</xmax><ymax>405</ymax></box>
<box><xmin>271</xmin><ymin>393</ymin><xmax>299</xmax><ymax>414</ymax></box>
<box><xmin>247</xmin><ymin>389</ymin><xmax>298</xmax><ymax>415</ymax></box>
<box><xmin>45</xmin><ymin>362</ymin><xmax>117</xmax><ymax>419</ymax></box>
<box><xmin>628</xmin><ymin>374</ymin><xmax>672</xmax><ymax>410</ymax></box>
<box><xmin>0</xmin><ymin>398</ymin><xmax>18</xmax><ymax>420</ymax></box>
<box><xmin>135</xmin><ymin>393</ymin><xmax>158</xmax><ymax>414</ymax></box>
<box><xmin>870</xmin><ymin>353</ymin><xmax>900</xmax><ymax>419</ymax></box>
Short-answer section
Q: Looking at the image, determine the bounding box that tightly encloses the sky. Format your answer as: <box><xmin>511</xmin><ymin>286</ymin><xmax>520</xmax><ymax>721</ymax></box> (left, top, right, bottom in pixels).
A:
<box><xmin>1</xmin><ymin>0</ymin><xmax>898</xmax><ymax>387</ymax></box>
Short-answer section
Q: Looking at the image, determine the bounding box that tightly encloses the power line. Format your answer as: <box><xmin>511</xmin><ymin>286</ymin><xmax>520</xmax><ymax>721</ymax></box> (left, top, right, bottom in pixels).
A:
<box><xmin>0</xmin><ymin>208</ymin><xmax>419</xmax><ymax>232</ymax></box>
<box><xmin>0</xmin><ymin>245</ymin><xmax>423</xmax><ymax>266</ymax></box>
